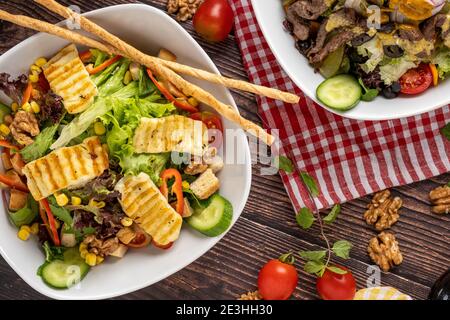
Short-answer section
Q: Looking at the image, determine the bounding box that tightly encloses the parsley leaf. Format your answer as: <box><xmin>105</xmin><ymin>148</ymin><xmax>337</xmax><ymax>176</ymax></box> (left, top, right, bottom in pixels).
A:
<box><xmin>298</xmin><ymin>250</ymin><xmax>327</xmax><ymax>262</ymax></box>
<box><xmin>441</xmin><ymin>123</ymin><xmax>450</xmax><ymax>141</ymax></box>
<box><xmin>299</xmin><ymin>172</ymin><xmax>320</xmax><ymax>197</ymax></box>
<box><xmin>332</xmin><ymin>240</ymin><xmax>352</xmax><ymax>259</ymax></box>
<box><xmin>296</xmin><ymin>207</ymin><xmax>316</xmax><ymax>229</ymax></box>
<box><xmin>304</xmin><ymin>260</ymin><xmax>326</xmax><ymax>276</ymax></box>
<box><xmin>323</xmin><ymin>204</ymin><xmax>341</xmax><ymax>224</ymax></box>
<box><xmin>327</xmin><ymin>265</ymin><xmax>348</xmax><ymax>275</ymax></box>
<box><xmin>276</xmin><ymin>155</ymin><xmax>294</xmax><ymax>173</ymax></box>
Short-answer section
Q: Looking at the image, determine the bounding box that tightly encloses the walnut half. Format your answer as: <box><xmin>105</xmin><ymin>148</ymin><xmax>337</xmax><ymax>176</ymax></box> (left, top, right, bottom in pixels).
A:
<box><xmin>83</xmin><ymin>235</ymin><xmax>119</xmax><ymax>257</ymax></box>
<box><xmin>167</xmin><ymin>0</ymin><xmax>203</xmax><ymax>22</ymax></box>
<box><xmin>364</xmin><ymin>190</ymin><xmax>402</xmax><ymax>231</ymax></box>
<box><xmin>429</xmin><ymin>185</ymin><xmax>450</xmax><ymax>215</ymax></box>
<box><xmin>9</xmin><ymin>111</ymin><xmax>40</xmax><ymax>146</ymax></box>
<box><xmin>368</xmin><ymin>232</ymin><xmax>403</xmax><ymax>272</ymax></box>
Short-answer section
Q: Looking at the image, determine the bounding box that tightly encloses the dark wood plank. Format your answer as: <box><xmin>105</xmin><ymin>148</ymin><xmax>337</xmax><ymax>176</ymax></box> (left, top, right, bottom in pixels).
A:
<box><xmin>0</xmin><ymin>0</ymin><xmax>448</xmax><ymax>300</ymax></box>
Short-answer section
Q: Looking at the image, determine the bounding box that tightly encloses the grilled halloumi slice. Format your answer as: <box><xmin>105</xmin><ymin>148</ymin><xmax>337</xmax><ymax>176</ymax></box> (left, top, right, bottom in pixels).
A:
<box><xmin>133</xmin><ymin>115</ymin><xmax>208</xmax><ymax>156</ymax></box>
<box><xmin>115</xmin><ymin>173</ymin><xmax>182</xmax><ymax>245</ymax></box>
<box><xmin>42</xmin><ymin>44</ymin><xmax>98</xmax><ymax>114</ymax></box>
<box><xmin>23</xmin><ymin>137</ymin><xmax>109</xmax><ymax>201</ymax></box>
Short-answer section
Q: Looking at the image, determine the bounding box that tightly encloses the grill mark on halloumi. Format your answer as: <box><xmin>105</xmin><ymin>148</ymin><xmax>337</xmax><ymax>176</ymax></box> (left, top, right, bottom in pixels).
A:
<box><xmin>133</xmin><ymin>115</ymin><xmax>208</xmax><ymax>156</ymax></box>
<box><xmin>23</xmin><ymin>137</ymin><xmax>109</xmax><ymax>201</ymax></box>
<box><xmin>115</xmin><ymin>173</ymin><xmax>182</xmax><ymax>245</ymax></box>
<box><xmin>42</xmin><ymin>44</ymin><xmax>98</xmax><ymax>114</ymax></box>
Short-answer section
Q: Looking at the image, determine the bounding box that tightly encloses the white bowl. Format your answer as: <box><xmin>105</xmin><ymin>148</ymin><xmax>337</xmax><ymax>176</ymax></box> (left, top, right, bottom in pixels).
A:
<box><xmin>0</xmin><ymin>4</ymin><xmax>251</xmax><ymax>299</ymax></box>
<box><xmin>251</xmin><ymin>0</ymin><xmax>450</xmax><ymax>120</ymax></box>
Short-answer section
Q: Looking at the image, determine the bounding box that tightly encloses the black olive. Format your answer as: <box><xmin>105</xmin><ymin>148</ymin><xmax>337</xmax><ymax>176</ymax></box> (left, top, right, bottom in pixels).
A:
<box><xmin>391</xmin><ymin>81</ymin><xmax>401</xmax><ymax>93</ymax></box>
<box><xmin>378</xmin><ymin>22</ymin><xmax>395</xmax><ymax>34</ymax></box>
<box><xmin>296</xmin><ymin>39</ymin><xmax>312</xmax><ymax>55</ymax></box>
<box><xmin>351</xmin><ymin>33</ymin><xmax>374</xmax><ymax>47</ymax></box>
<box><xmin>382</xmin><ymin>85</ymin><xmax>399</xmax><ymax>99</ymax></box>
<box><xmin>383</xmin><ymin>45</ymin><xmax>404</xmax><ymax>58</ymax></box>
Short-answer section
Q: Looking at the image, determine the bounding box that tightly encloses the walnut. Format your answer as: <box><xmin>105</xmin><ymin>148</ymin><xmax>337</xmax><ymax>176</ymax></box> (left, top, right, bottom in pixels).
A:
<box><xmin>83</xmin><ymin>235</ymin><xmax>119</xmax><ymax>257</ymax></box>
<box><xmin>9</xmin><ymin>111</ymin><xmax>40</xmax><ymax>145</ymax></box>
<box><xmin>117</xmin><ymin>227</ymin><xmax>136</xmax><ymax>245</ymax></box>
<box><xmin>238</xmin><ymin>290</ymin><xmax>262</xmax><ymax>300</ymax></box>
<box><xmin>184</xmin><ymin>162</ymin><xmax>208</xmax><ymax>175</ymax></box>
<box><xmin>429</xmin><ymin>185</ymin><xmax>450</xmax><ymax>215</ymax></box>
<box><xmin>368</xmin><ymin>232</ymin><xmax>403</xmax><ymax>272</ymax></box>
<box><xmin>167</xmin><ymin>0</ymin><xmax>203</xmax><ymax>22</ymax></box>
<box><xmin>364</xmin><ymin>190</ymin><xmax>402</xmax><ymax>231</ymax></box>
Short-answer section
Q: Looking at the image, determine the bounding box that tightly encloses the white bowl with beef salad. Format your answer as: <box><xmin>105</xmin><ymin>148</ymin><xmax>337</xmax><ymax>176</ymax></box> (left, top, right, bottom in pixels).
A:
<box><xmin>252</xmin><ymin>0</ymin><xmax>450</xmax><ymax>120</ymax></box>
<box><xmin>0</xmin><ymin>4</ymin><xmax>251</xmax><ymax>299</ymax></box>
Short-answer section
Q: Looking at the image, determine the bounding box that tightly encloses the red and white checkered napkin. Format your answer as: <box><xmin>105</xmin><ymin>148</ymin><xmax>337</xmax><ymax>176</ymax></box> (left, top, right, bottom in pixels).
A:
<box><xmin>230</xmin><ymin>0</ymin><xmax>450</xmax><ymax>211</ymax></box>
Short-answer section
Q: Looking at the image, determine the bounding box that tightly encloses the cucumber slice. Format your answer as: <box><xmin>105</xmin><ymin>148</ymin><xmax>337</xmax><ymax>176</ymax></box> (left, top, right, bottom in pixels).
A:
<box><xmin>316</xmin><ymin>74</ymin><xmax>362</xmax><ymax>111</ymax></box>
<box><xmin>186</xmin><ymin>194</ymin><xmax>233</xmax><ymax>237</ymax></box>
<box><xmin>319</xmin><ymin>46</ymin><xmax>345</xmax><ymax>79</ymax></box>
<box><xmin>40</xmin><ymin>248</ymin><xmax>90</xmax><ymax>289</ymax></box>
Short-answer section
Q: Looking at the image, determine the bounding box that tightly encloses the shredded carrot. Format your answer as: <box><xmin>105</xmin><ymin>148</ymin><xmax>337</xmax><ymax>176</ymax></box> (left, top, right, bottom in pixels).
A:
<box><xmin>88</xmin><ymin>55</ymin><xmax>122</xmax><ymax>75</ymax></box>
<box><xmin>79</xmin><ymin>50</ymin><xmax>92</xmax><ymax>62</ymax></box>
<box><xmin>21</xmin><ymin>82</ymin><xmax>33</xmax><ymax>106</ymax></box>
<box><xmin>0</xmin><ymin>140</ymin><xmax>20</xmax><ymax>151</ymax></box>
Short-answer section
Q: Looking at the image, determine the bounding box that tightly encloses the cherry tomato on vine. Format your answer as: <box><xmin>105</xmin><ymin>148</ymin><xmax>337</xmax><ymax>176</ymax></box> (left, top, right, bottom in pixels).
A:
<box><xmin>193</xmin><ymin>0</ymin><xmax>234</xmax><ymax>42</ymax></box>
<box><xmin>257</xmin><ymin>254</ymin><xmax>298</xmax><ymax>300</ymax></box>
<box><xmin>399</xmin><ymin>64</ymin><xmax>433</xmax><ymax>95</ymax></box>
<box><xmin>316</xmin><ymin>265</ymin><xmax>356</xmax><ymax>300</ymax></box>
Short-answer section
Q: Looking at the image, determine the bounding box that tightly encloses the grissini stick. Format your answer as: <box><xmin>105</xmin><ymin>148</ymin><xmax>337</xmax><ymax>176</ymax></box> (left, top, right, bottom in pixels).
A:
<box><xmin>33</xmin><ymin>0</ymin><xmax>299</xmax><ymax>104</ymax></box>
<box><xmin>34</xmin><ymin>0</ymin><xmax>275</xmax><ymax>145</ymax></box>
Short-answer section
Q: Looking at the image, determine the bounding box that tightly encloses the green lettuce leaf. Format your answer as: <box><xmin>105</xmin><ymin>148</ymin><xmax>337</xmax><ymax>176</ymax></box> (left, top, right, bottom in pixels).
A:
<box><xmin>357</xmin><ymin>37</ymin><xmax>384</xmax><ymax>73</ymax></box>
<box><xmin>51</xmin><ymin>97</ymin><xmax>113</xmax><ymax>149</ymax></box>
<box><xmin>98</xmin><ymin>59</ymin><xmax>130</xmax><ymax>96</ymax></box>
<box><xmin>138</xmin><ymin>66</ymin><xmax>156</xmax><ymax>97</ymax></box>
<box><xmin>380</xmin><ymin>57</ymin><xmax>417</xmax><ymax>85</ymax></box>
<box><xmin>91</xmin><ymin>60</ymin><xmax>121</xmax><ymax>87</ymax></box>
<box><xmin>20</xmin><ymin>124</ymin><xmax>59</xmax><ymax>162</ymax></box>
<box><xmin>432</xmin><ymin>47</ymin><xmax>450</xmax><ymax>79</ymax></box>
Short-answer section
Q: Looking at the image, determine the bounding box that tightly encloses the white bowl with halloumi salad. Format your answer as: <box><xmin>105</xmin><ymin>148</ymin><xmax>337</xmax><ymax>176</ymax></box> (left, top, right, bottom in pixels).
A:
<box><xmin>0</xmin><ymin>4</ymin><xmax>251</xmax><ymax>299</ymax></box>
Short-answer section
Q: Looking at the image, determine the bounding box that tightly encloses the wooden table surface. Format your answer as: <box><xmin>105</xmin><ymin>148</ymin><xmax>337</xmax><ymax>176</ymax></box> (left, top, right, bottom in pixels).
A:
<box><xmin>0</xmin><ymin>0</ymin><xmax>449</xmax><ymax>300</ymax></box>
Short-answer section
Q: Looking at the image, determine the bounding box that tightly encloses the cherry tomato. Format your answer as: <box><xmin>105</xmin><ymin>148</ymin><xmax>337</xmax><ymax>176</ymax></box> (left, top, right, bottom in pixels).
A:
<box><xmin>399</xmin><ymin>64</ymin><xmax>433</xmax><ymax>95</ymax></box>
<box><xmin>126</xmin><ymin>227</ymin><xmax>152</xmax><ymax>248</ymax></box>
<box><xmin>316</xmin><ymin>266</ymin><xmax>356</xmax><ymax>300</ymax></box>
<box><xmin>257</xmin><ymin>258</ymin><xmax>298</xmax><ymax>300</ymax></box>
<box><xmin>153</xmin><ymin>240</ymin><xmax>173</xmax><ymax>250</ymax></box>
<box><xmin>190</xmin><ymin>111</ymin><xmax>223</xmax><ymax>148</ymax></box>
<box><xmin>193</xmin><ymin>0</ymin><xmax>234</xmax><ymax>42</ymax></box>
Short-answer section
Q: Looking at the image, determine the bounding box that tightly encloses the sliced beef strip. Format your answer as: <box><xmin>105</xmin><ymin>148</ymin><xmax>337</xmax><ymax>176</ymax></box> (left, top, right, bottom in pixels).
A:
<box><xmin>309</xmin><ymin>30</ymin><xmax>356</xmax><ymax>64</ymax></box>
<box><xmin>398</xmin><ymin>26</ymin><xmax>424</xmax><ymax>42</ymax></box>
<box><xmin>291</xmin><ymin>0</ymin><xmax>330</xmax><ymax>21</ymax></box>
<box><xmin>286</xmin><ymin>3</ymin><xmax>311</xmax><ymax>40</ymax></box>
<box><xmin>422</xmin><ymin>14</ymin><xmax>447</xmax><ymax>40</ymax></box>
<box><xmin>307</xmin><ymin>8</ymin><xmax>359</xmax><ymax>57</ymax></box>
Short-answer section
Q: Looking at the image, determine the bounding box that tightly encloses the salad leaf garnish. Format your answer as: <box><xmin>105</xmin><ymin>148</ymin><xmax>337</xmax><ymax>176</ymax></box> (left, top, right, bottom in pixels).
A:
<box><xmin>358</xmin><ymin>78</ymin><xmax>379</xmax><ymax>102</ymax></box>
<box><xmin>276</xmin><ymin>155</ymin><xmax>294</xmax><ymax>173</ymax></box>
<box><xmin>299</xmin><ymin>171</ymin><xmax>320</xmax><ymax>197</ymax></box>
<box><xmin>323</xmin><ymin>204</ymin><xmax>340</xmax><ymax>224</ymax></box>
<box><xmin>331</xmin><ymin>240</ymin><xmax>352</xmax><ymax>259</ymax></box>
<box><xmin>20</xmin><ymin>124</ymin><xmax>59</xmax><ymax>162</ymax></box>
<box><xmin>296</xmin><ymin>207</ymin><xmax>315</xmax><ymax>229</ymax></box>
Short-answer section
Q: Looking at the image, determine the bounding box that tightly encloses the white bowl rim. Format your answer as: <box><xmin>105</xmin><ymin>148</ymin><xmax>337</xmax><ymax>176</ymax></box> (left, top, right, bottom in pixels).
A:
<box><xmin>251</xmin><ymin>0</ymin><xmax>450</xmax><ymax>121</ymax></box>
<box><xmin>0</xmin><ymin>3</ymin><xmax>252</xmax><ymax>300</ymax></box>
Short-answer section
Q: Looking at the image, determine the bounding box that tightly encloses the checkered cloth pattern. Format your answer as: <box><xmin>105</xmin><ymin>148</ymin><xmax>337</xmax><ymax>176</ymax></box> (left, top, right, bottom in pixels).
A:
<box><xmin>230</xmin><ymin>0</ymin><xmax>450</xmax><ymax>210</ymax></box>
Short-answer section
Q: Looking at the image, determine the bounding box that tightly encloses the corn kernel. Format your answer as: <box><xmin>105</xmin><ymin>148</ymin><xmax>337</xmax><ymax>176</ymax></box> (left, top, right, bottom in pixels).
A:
<box><xmin>20</xmin><ymin>225</ymin><xmax>32</xmax><ymax>233</ymax></box>
<box><xmin>22</xmin><ymin>102</ymin><xmax>32</xmax><ymax>113</ymax></box>
<box><xmin>55</xmin><ymin>193</ymin><xmax>69</xmax><ymax>206</ymax></box>
<box><xmin>0</xmin><ymin>124</ymin><xmax>10</xmax><ymax>135</ymax></box>
<box><xmin>18</xmin><ymin>229</ymin><xmax>30</xmax><ymax>241</ymax></box>
<box><xmin>71</xmin><ymin>196</ymin><xmax>82</xmax><ymax>206</ymax></box>
<box><xmin>30</xmin><ymin>64</ymin><xmax>41</xmax><ymax>73</ymax></box>
<box><xmin>123</xmin><ymin>70</ymin><xmax>132</xmax><ymax>85</ymax></box>
<box><xmin>11</xmin><ymin>102</ymin><xmax>19</xmax><ymax>112</ymax></box>
<box><xmin>30</xmin><ymin>101</ymin><xmax>40</xmax><ymax>113</ymax></box>
<box><xmin>182</xmin><ymin>181</ymin><xmax>190</xmax><ymax>189</ymax></box>
<box><xmin>85</xmin><ymin>253</ymin><xmax>97</xmax><ymax>266</ymax></box>
<box><xmin>34</xmin><ymin>57</ymin><xmax>48</xmax><ymax>67</ymax></box>
<box><xmin>96</xmin><ymin>256</ymin><xmax>104</xmax><ymax>265</ymax></box>
<box><xmin>94</xmin><ymin>122</ymin><xmax>106</xmax><ymax>135</ymax></box>
<box><xmin>79</xmin><ymin>243</ymin><xmax>87</xmax><ymax>251</ymax></box>
<box><xmin>121</xmin><ymin>217</ymin><xmax>133</xmax><ymax>227</ymax></box>
<box><xmin>80</xmin><ymin>249</ymin><xmax>88</xmax><ymax>259</ymax></box>
<box><xmin>29</xmin><ymin>72</ymin><xmax>39</xmax><ymax>83</ymax></box>
<box><xmin>188</xmin><ymin>97</ymin><xmax>199</xmax><ymax>108</ymax></box>
<box><xmin>30</xmin><ymin>223</ymin><xmax>39</xmax><ymax>235</ymax></box>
